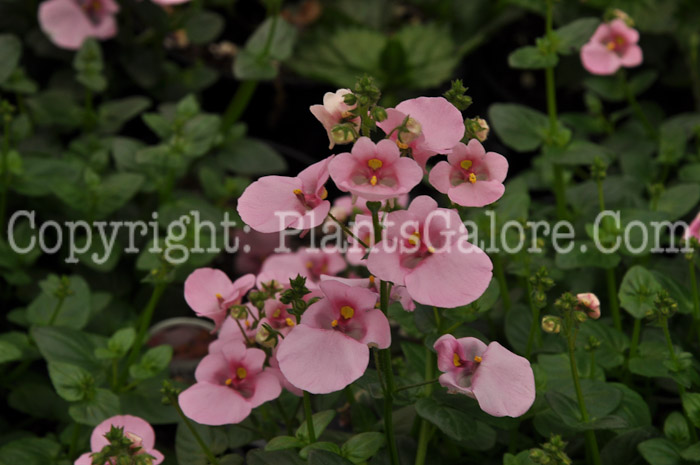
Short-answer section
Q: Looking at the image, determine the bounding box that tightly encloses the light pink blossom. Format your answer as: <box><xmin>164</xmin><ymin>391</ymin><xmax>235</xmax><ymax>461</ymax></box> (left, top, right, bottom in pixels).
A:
<box><xmin>39</xmin><ymin>0</ymin><xmax>119</xmax><ymax>50</ymax></box>
<box><xmin>320</xmin><ymin>274</ymin><xmax>416</xmax><ymax>312</ymax></box>
<box><xmin>310</xmin><ymin>89</ymin><xmax>360</xmax><ymax>149</ymax></box>
<box><xmin>237</xmin><ymin>156</ymin><xmax>333</xmax><ymax>233</ymax></box>
<box><xmin>684</xmin><ymin>212</ymin><xmax>700</xmax><ymax>242</ymax></box>
<box><xmin>184</xmin><ymin>268</ymin><xmax>255</xmax><ymax>331</ymax></box>
<box><xmin>581</xmin><ymin>19</ymin><xmax>643</xmax><ymax>75</ymax></box>
<box><xmin>576</xmin><ymin>293</ymin><xmax>601</xmax><ymax>319</ymax></box>
<box><xmin>376</xmin><ymin>97</ymin><xmax>465</xmax><ymax>169</ymax></box>
<box><xmin>434</xmin><ymin>335</ymin><xmax>535</xmax><ymax>417</ymax></box>
<box><xmin>429</xmin><ymin>140</ymin><xmax>508</xmax><ymax>207</ymax></box>
<box><xmin>329</xmin><ymin>137</ymin><xmax>423</xmax><ymax>202</ymax></box>
<box><xmin>276</xmin><ymin>280</ymin><xmax>391</xmax><ymax>394</ymax></box>
<box><xmin>256</xmin><ymin>247</ymin><xmax>345</xmax><ymax>290</ymax></box>
<box><xmin>208</xmin><ymin>303</ymin><xmax>259</xmax><ymax>353</ymax></box>
<box><xmin>367</xmin><ymin>196</ymin><xmax>492</xmax><ymax>308</ymax></box>
<box><xmin>179</xmin><ymin>341</ymin><xmax>281</xmax><ymax>425</ymax></box>
<box><xmin>74</xmin><ymin>415</ymin><xmax>163</xmax><ymax>465</ymax></box>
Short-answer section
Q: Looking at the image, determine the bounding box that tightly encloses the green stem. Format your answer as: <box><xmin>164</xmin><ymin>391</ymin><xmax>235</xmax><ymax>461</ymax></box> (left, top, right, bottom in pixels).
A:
<box><xmin>606</xmin><ymin>268</ymin><xmax>621</xmax><ymax>331</ymax></box>
<box><xmin>328</xmin><ymin>212</ymin><xmax>369</xmax><ymax>249</ymax></box>
<box><xmin>629</xmin><ymin>318</ymin><xmax>641</xmax><ymax>358</ymax></box>
<box><xmin>171</xmin><ymin>395</ymin><xmax>221</xmax><ymax>465</ymax></box>
<box><xmin>493</xmin><ymin>254</ymin><xmax>512</xmax><ymax>313</ymax></box>
<box><xmin>525</xmin><ymin>278</ymin><xmax>541</xmax><ymax>360</ymax></box>
<box><xmin>415</xmin><ymin>347</ymin><xmax>436</xmax><ymax>465</ymax></box>
<box><xmin>620</xmin><ymin>71</ymin><xmax>657</xmax><ymax>140</ymax></box>
<box><xmin>689</xmin><ymin>260</ymin><xmax>700</xmax><ymax>342</ymax></box>
<box><xmin>566</xmin><ymin>321</ymin><xmax>602</xmax><ymax>465</ymax></box>
<box><xmin>47</xmin><ymin>295</ymin><xmax>67</xmax><ymax>326</ymax></box>
<box><xmin>121</xmin><ymin>283</ymin><xmax>167</xmax><ymax>386</ymax></box>
<box><xmin>588</xmin><ymin>351</ymin><xmax>596</xmax><ymax>378</ymax></box>
<box><xmin>234</xmin><ymin>317</ymin><xmax>253</xmax><ymax>346</ymax></box>
<box><xmin>394</xmin><ymin>378</ymin><xmax>439</xmax><ymax>393</ymax></box>
<box><xmin>68</xmin><ymin>423</ymin><xmax>80</xmax><ymax>460</ymax></box>
<box><xmin>303</xmin><ymin>391</ymin><xmax>316</xmax><ymax>443</ymax></box>
<box><xmin>596</xmin><ymin>177</ymin><xmax>606</xmax><ymax>212</ymax></box>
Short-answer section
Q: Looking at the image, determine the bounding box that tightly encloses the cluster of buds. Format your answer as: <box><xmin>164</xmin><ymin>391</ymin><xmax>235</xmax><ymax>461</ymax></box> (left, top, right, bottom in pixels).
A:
<box><xmin>464</xmin><ymin>117</ymin><xmax>489</xmax><ymax>142</ymax></box>
<box><xmin>530</xmin><ymin>267</ymin><xmax>554</xmax><ymax>310</ymax></box>
<box><xmin>590</xmin><ymin>156</ymin><xmax>607</xmax><ymax>182</ymax></box>
<box><xmin>89</xmin><ymin>426</ymin><xmax>156</xmax><ymax>465</ymax></box>
<box><xmin>645</xmin><ymin>289</ymin><xmax>678</xmax><ymax>323</ymax></box>
<box><xmin>529</xmin><ymin>435</ymin><xmax>572</xmax><ymax>465</ymax></box>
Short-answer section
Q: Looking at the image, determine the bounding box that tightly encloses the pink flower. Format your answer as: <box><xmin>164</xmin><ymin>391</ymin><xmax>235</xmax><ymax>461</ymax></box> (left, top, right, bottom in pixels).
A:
<box><xmin>74</xmin><ymin>415</ymin><xmax>163</xmax><ymax>465</ymax></box>
<box><xmin>320</xmin><ymin>274</ymin><xmax>416</xmax><ymax>311</ymax></box>
<box><xmin>581</xmin><ymin>19</ymin><xmax>643</xmax><ymax>75</ymax></box>
<box><xmin>429</xmin><ymin>140</ymin><xmax>508</xmax><ymax>207</ymax></box>
<box><xmin>261</xmin><ymin>299</ymin><xmax>297</xmax><ymax>335</ymax></box>
<box><xmin>233</xmin><ymin>230</ymin><xmax>282</xmax><ymax>275</ymax></box>
<box><xmin>208</xmin><ymin>303</ymin><xmax>259</xmax><ymax>353</ymax></box>
<box><xmin>329</xmin><ymin>137</ymin><xmax>423</xmax><ymax>202</ymax></box>
<box><xmin>179</xmin><ymin>341</ymin><xmax>281</xmax><ymax>425</ymax></box>
<box><xmin>434</xmin><ymin>335</ymin><xmax>535</xmax><ymax>417</ymax></box>
<box><xmin>184</xmin><ymin>268</ymin><xmax>256</xmax><ymax>331</ymax></box>
<box><xmin>684</xmin><ymin>212</ymin><xmax>700</xmax><ymax>242</ymax></box>
<box><xmin>256</xmin><ymin>247</ymin><xmax>345</xmax><ymax>290</ymax></box>
<box><xmin>367</xmin><ymin>196</ymin><xmax>492</xmax><ymax>308</ymax></box>
<box><xmin>276</xmin><ymin>280</ymin><xmax>391</xmax><ymax>394</ymax></box>
<box><xmin>310</xmin><ymin>89</ymin><xmax>360</xmax><ymax>149</ymax></box>
<box><xmin>576</xmin><ymin>293</ymin><xmax>601</xmax><ymax>319</ymax></box>
<box><xmin>376</xmin><ymin>97</ymin><xmax>465</xmax><ymax>169</ymax></box>
<box><xmin>39</xmin><ymin>0</ymin><xmax>119</xmax><ymax>50</ymax></box>
<box><xmin>237</xmin><ymin>157</ymin><xmax>333</xmax><ymax>233</ymax></box>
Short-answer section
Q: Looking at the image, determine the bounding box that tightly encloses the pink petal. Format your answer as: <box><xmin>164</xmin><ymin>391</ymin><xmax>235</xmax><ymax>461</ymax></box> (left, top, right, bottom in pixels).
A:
<box><xmin>620</xmin><ymin>44</ymin><xmax>643</xmax><ymax>67</ymax></box>
<box><xmin>75</xmin><ymin>453</ymin><xmax>93</xmax><ymax>465</ymax></box>
<box><xmin>366</xmin><ymin>242</ymin><xmax>410</xmax><ymax>286</ymax></box>
<box><xmin>581</xmin><ymin>42</ymin><xmax>621</xmax><ymax>75</ymax></box>
<box><xmin>245</xmin><ymin>371</ymin><xmax>282</xmax><ymax>408</ymax></box>
<box><xmin>395</xmin><ymin>97</ymin><xmax>465</xmax><ymax>154</ymax></box>
<box><xmin>428</xmin><ymin>161</ymin><xmax>453</xmax><ymax>194</ymax></box>
<box><xmin>184</xmin><ymin>268</ymin><xmax>233</xmax><ymax>328</ymax></box>
<box><xmin>471</xmin><ymin>342</ymin><xmax>535</xmax><ymax>417</ymax></box>
<box><xmin>448</xmin><ymin>180</ymin><xmax>505</xmax><ymax>207</ymax></box>
<box><xmin>298</xmin><ymin>156</ymin><xmax>333</xmax><ymax>195</ymax></box>
<box><xmin>484</xmin><ymin>151</ymin><xmax>509</xmax><ymax>183</ymax></box>
<box><xmin>38</xmin><ymin>0</ymin><xmax>103</xmax><ymax>50</ymax></box>
<box><xmin>407</xmin><ymin>195</ymin><xmax>439</xmax><ymax>220</ymax></box>
<box><xmin>310</xmin><ymin>105</ymin><xmax>337</xmax><ymax>149</ymax></box>
<box><xmin>289</xmin><ymin>201</ymin><xmax>331</xmax><ymax>231</ymax></box>
<box><xmin>589</xmin><ymin>22</ymin><xmax>610</xmax><ymax>44</ymax></box>
<box><xmin>376</xmin><ymin>108</ymin><xmax>408</xmax><ymax>138</ymax></box>
<box><xmin>405</xmin><ymin>242</ymin><xmax>493</xmax><ymax>308</ymax></box>
<box><xmin>237</xmin><ymin>176</ymin><xmax>304</xmax><ymax>233</ymax></box>
<box><xmin>319</xmin><ymin>279</ymin><xmax>378</xmax><ymax>314</ymax></box>
<box><xmin>328</xmin><ymin>151</ymin><xmax>358</xmax><ymax>193</ymax></box>
<box><xmin>277</xmin><ymin>325</ymin><xmax>369</xmax><ymax>394</ymax></box>
<box><xmin>90</xmin><ymin>415</ymin><xmax>156</xmax><ymax>451</ymax></box>
<box><xmin>179</xmin><ymin>383</ymin><xmax>252</xmax><ymax>425</ymax></box>
<box><xmin>609</xmin><ymin>19</ymin><xmax>639</xmax><ymax>44</ymax></box>
<box><xmin>194</xmin><ymin>352</ymin><xmax>229</xmax><ymax>384</ymax></box>
<box><xmin>358</xmin><ymin>308</ymin><xmax>391</xmax><ymax>349</ymax></box>
<box><xmin>438</xmin><ymin>371</ymin><xmax>475</xmax><ymax>397</ymax></box>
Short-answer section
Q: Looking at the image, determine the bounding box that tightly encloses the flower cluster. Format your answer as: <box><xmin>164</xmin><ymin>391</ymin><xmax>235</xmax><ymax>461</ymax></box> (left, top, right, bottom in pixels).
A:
<box><xmin>75</xmin><ymin>415</ymin><xmax>163</xmax><ymax>465</ymax></box>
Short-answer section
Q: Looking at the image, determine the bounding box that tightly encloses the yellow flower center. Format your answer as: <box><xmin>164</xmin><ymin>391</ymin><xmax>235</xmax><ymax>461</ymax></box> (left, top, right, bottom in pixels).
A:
<box><xmin>305</xmin><ymin>261</ymin><xmax>314</xmax><ymax>269</ymax></box>
<box><xmin>236</xmin><ymin>367</ymin><xmax>247</xmax><ymax>379</ymax></box>
<box><xmin>408</xmin><ymin>231</ymin><xmax>421</xmax><ymax>246</ymax></box>
<box><xmin>320</xmin><ymin>187</ymin><xmax>328</xmax><ymax>200</ymax></box>
<box><xmin>340</xmin><ymin>305</ymin><xmax>355</xmax><ymax>319</ymax></box>
<box><xmin>245</xmin><ymin>320</ymin><xmax>251</xmax><ymax>328</ymax></box>
<box><xmin>272</xmin><ymin>308</ymin><xmax>281</xmax><ymax>318</ymax></box>
<box><xmin>331</xmin><ymin>319</ymin><xmax>339</xmax><ymax>328</ymax></box>
<box><xmin>369</xmin><ymin>275</ymin><xmax>375</xmax><ymax>285</ymax></box>
<box><xmin>606</xmin><ymin>41</ymin><xmax>616</xmax><ymax>50</ymax></box>
<box><xmin>293</xmin><ymin>188</ymin><xmax>303</xmax><ymax>195</ymax></box>
<box><xmin>468</xmin><ymin>173</ymin><xmax>477</xmax><ymax>184</ymax></box>
<box><xmin>453</xmin><ymin>353</ymin><xmax>462</xmax><ymax>367</ymax></box>
<box><xmin>474</xmin><ymin>355</ymin><xmax>482</xmax><ymax>363</ymax></box>
<box><xmin>370</xmin><ymin>175</ymin><xmax>378</xmax><ymax>186</ymax></box>
<box><xmin>460</xmin><ymin>160</ymin><xmax>473</xmax><ymax>170</ymax></box>
<box><xmin>215</xmin><ymin>293</ymin><xmax>223</xmax><ymax>300</ymax></box>
<box><xmin>427</xmin><ymin>246</ymin><xmax>436</xmax><ymax>253</ymax></box>
<box><xmin>285</xmin><ymin>318</ymin><xmax>295</xmax><ymax>327</ymax></box>
<box><xmin>396</xmin><ymin>140</ymin><xmax>409</xmax><ymax>150</ymax></box>
<box><xmin>367</xmin><ymin>158</ymin><xmax>383</xmax><ymax>170</ymax></box>
<box><xmin>225</xmin><ymin>378</ymin><xmax>233</xmax><ymax>386</ymax></box>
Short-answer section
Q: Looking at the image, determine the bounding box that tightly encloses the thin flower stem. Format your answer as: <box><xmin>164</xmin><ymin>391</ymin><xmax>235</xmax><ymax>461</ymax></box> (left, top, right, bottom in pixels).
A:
<box><xmin>606</xmin><ymin>269</ymin><xmax>621</xmax><ymax>331</ymax></box>
<box><xmin>234</xmin><ymin>317</ymin><xmax>253</xmax><ymax>346</ymax></box>
<box><xmin>620</xmin><ymin>70</ymin><xmax>657</xmax><ymax>140</ymax></box>
<box><xmin>493</xmin><ymin>254</ymin><xmax>512</xmax><ymax>313</ymax></box>
<box><xmin>328</xmin><ymin>212</ymin><xmax>369</xmax><ymax>249</ymax></box>
<box><xmin>394</xmin><ymin>378</ymin><xmax>439</xmax><ymax>393</ymax></box>
<box><xmin>170</xmin><ymin>394</ymin><xmax>221</xmax><ymax>465</ymax></box>
<box><xmin>629</xmin><ymin>318</ymin><xmax>641</xmax><ymax>358</ymax></box>
<box><xmin>565</xmin><ymin>320</ymin><xmax>602</xmax><ymax>465</ymax></box>
<box><xmin>303</xmin><ymin>391</ymin><xmax>316</xmax><ymax>443</ymax></box>
<box><xmin>415</xmin><ymin>347</ymin><xmax>436</xmax><ymax>465</ymax></box>
<box><xmin>525</xmin><ymin>278</ymin><xmax>540</xmax><ymax>360</ymax></box>
<box><xmin>47</xmin><ymin>295</ymin><xmax>67</xmax><ymax>326</ymax></box>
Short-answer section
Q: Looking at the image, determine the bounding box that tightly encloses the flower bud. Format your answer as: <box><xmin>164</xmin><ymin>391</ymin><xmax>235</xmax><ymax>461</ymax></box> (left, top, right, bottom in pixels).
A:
<box><xmin>255</xmin><ymin>326</ymin><xmax>277</xmax><ymax>348</ymax></box>
<box><xmin>331</xmin><ymin>124</ymin><xmax>357</xmax><ymax>145</ymax></box>
<box><xmin>398</xmin><ymin>117</ymin><xmax>422</xmax><ymax>145</ymax></box>
<box><xmin>343</xmin><ymin>92</ymin><xmax>357</xmax><ymax>106</ymax></box>
<box><xmin>573</xmin><ymin>310</ymin><xmax>588</xmax><ymax>323</ymax></box>
<box><xmin>576</xmin><ymin>292</ymin><xmax>600</xmax><ymax>319</ymax></box>
<box><xmin>372</xmin><ymin>106</ymin><xmax>388</xmax><ymax>122</ymax></box>
<box><xmin>230</xmin><ymin>305</ymin><xmax>248</xmax><ymax>320</ymax></box>
<box><xmin>541</xmin><ymin>315</ymin><xmax>562</xmax><ymax>334</ymax></box>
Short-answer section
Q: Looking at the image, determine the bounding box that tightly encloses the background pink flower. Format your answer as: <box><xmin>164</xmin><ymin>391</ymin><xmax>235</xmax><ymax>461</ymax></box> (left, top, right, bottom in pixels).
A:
<box><xmin>39</xmin><ymin>0</ymin><xmax>119</xmax><ymax>50</ymax></box>
<box><xmin>276</xmin><ymin>280</ymin><xmax>390</xmax><ymax>394</ymax></box>
<box><xmin>434</xmin><ymin>335</ymin><xmax>535</xmax><ymax>417</ymax></box>
<box><xmin>581</xmin><ymin>19</ymin><xmax>642</xmax><ymax>75</ymax></box>
<box><xmin>367</xmin><ymin>196</ymin><xmax>493</xmax><ymax>308</ymax></box>
<box><xmin>429</xmin><ymin>140</ymin><xmax>508</xmax><ymax>207</ymax></box>
<box><xmin>577</xmin><ymin>292</ymin><xmax>601</xmax><ymax>319</ymax></box>
<box><xmin>310</xmin><ymin>89</ymin><xmax>360</xmax><ymax>148</ymax></box>
<box><xmin>684</xmin><ymin>212</ymin><xmax>700</xmax><ymax>242</ymax></box>
<box><xmin>329</xmin><ymin>137</ymin><xmax>423</xmax><ymax>202</ymax></box>
<box><xmin>179</xmin><ymin>341</ymin><xmax>281</xmax><ymax>425</ymax></box>
<box><xmin>377</xmin><ymin>97</ymin><xmax>465</xmax><ymax>169</ymax></box>
<box><xmin>74</xmin><ymin>415</ymin><xmax>163</xmax><ymax>465</ymax></box>
<box><xmin>237</xmin><ymin>156</ymin><xmax>333</xmax><ymax>233</ymax></box>
<box><xmin>184</xmin><ymin>268</ymin><xmax>255</xmax><ymax>330</ymax></box>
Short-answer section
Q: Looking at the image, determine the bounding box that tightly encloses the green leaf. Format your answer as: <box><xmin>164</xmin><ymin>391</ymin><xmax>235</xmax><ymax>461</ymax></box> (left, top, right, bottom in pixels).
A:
<box><xmin>638</xmin><ymin>438</ymin><xmax>682</xmax><ymax>465</ymax></box>
<box><xmin>32</xmin><ymin>326</ymin><xmax>104</xmax><ymax>373</ymax></box>
<box><xmin>185</xmin><ymin>10</ymin><xmax>225</xmax><ymax>44</ymax></box>
<box><xmin>0</xmin><ymin>34</ymin><xmax>21</xmax><ymax>85</ymax></box>
<box><xmin>415</xmin><ymin>397</ymin><xmax>475</xmax><ymax>441</ymax></box>
<box><xmin>393</xmin><ymin>23</ymin><xmax>459</xmax><ymax>89</ymax></box>
<box><xmin>508</xmin><ymin>45</ymin><xmax>558</xmax><ymax>69</ymax></box>
<box><xmin>608</xmin><ymin>383</ymin><xmax>652</xmax><ymax>431</ymax></box>
<box><xmin>265</xmin><ymin>436</ymin><xmax>305</xmax><ymax>451</ymax></box>
<box><xmin>47</xmin><ymin>362</ymin><xmax>95</xmax><ymax>402</ymax></box>
<box><xmin>93</xmin><ymin>172</ymin><xmax>145</xmax><ymax>219</ymax></box>
<box><xmin>245</xmin><ymin>16</ymin><xmax>297</xmax><ymax>61</ymax></box>
<box><xmin>68</xmin><ymin>388</ymin><xmax>121</xmax><ymax>426</ymax></box>
<box><xmin>656</xmin><ymin>184</ymin><xmax>700</xmax><ymax>221</ymax></box>
<box><xmin>73</xmin><ymin>38</ymin><xmax>106</xmax><ymax>92</ymax></box>
<box><xmin>26</xmin><ymin>274</ymin><xmax>91</xmax><ymax>329</ymax></box>
<box><xmin>665</xmin><ymin>411</ymin><xmax>691</xmax><ymax>445</ymax></box>
<box><xmin>488</xmin><ymin>103</ymin><xmax>549</xmax><ymax>152</ymax></box>
<box><xmin>176</xmin><ymin>421</ymin><xmax>230</xmax><ymax>465</ymax></box>
<box><xmin>681</xmin><ymin>442</ymin><xmax>700</xmax><ymax>462</ymax></box>
<box><xmin>234</xmin><ymin>50</ymin><xmax>277</xmax><ymax>81</ymax></box>
<box><xmin>98</xmin><ymin>96</ymin><xmax>151</xmax><ymax>134</ymax></box>
<box><xmin>601</xmin><ymin>427</ymin><xmax>656</xmax><ymax>465</ymax></box>
<box><xmin>217</xmin><ymin>137</ymin><xmax>287</xmax><ymax>175</ymax></box>
<box><xmin>96</xmin><ymin>327</ymin><xmax>136</xmax><ymax>360</ymax></box>
<box><xmin>307</xmin><ymin>449</ymin><xmax>354</xmax><ymax>465</ymax></box>
<box><xmin>129</xmin><ymin>345</ymin><xmax>173</xmax><ymax>380</ymax></box>
<box><xmin>300</xmin><ymin>443</ymin><xmax>343</xmax><ymax>460</ymax></box>
<box><xmin>26</xmin><ymin>90</ymin><xmax>83</xmax><ymax>128</ymax></box>
<box><xmin>682</xmin><ymin>393</ymin><xmax>700</xmax><ymax>429</ymax></box>
<box><xmin>555</xmin><ymin>18</ymin><xmax>600</xmax><ymax>53</ymax></box>
<box><xmin>555</xmin><ymin>241</ymin><xmax>620</xmax><ymax>270</ymax></box>
<box><xmin>341</xmin><ymin>432</ymin><xmax>384</xmax><ymax>464</ymax></box>
<box><xmin>618</xmin><ymin>266</ymin><xmax>662</xmax><ymax>319</ymax></box>
<box><xmin>296</xmin><ymin>410</ymin><xmax>336</xmax><ymax>444</ymax></box>
<box><xmin>0</xmin><ymin>339</ymin><xmax>22</xmax><ymax>364</ymax></box>
<box><xmin>246</xmin><ymin>449</ymin><xmax>305</xmax><ymax>465</ymax></box>
<box><xmin>0</xmin><ymin>437</ymin><xmax>60</xmax><ymax>465</ymax></box>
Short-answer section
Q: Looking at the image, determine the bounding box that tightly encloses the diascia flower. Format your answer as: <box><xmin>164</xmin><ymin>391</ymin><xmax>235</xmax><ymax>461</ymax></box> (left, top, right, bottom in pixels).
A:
<box><xmin>184</xmin><ymin>268</ymin><xmax>256</xmax><ymax>330</ymax></box>
<box><xmin>434</xmin><ymin>335</ymin><xmax>535</xmax><ymax>417</ymax></box>
<box><xmin>576</xmin><ymin>292</ymin><xmax>601</xmax><ymax>319</ymax></box>
<box><xmin>179</xmin><ymin>341</ymin><xmax>282</xmax><ymax>425</ymax></box>
<box><xmin>329</xmin><ymin>137</ymin><xmax>423</xmax><ymax>202</ymax></box>
<box><xmin>276</xmin><ymin>280</ymin><xmax>391</xmax><ymax>394</ymax></box>
<box><xmin>310</xmin><ymin>89</ymin><xmax>360</xmax><ymax>149</ymax></box>
<box><xmin>74</xmin><ymin>415</ymin><xmax>164</xmax><ymax>465</ymax></box>
<box><xmin>684</xmin><ymin>211</ymin><xmax>700</xmax><ymax>242</ymax></box>
<box><xmin>237</xmin><ymin>156</ymin><xmax>333</xmax><ymax>233</ymax></box>
<box><xmin>367</xmin><ymin>196</ymin><xmax>492</xmax><ymax>308</ymax></box>
<box><xmin>376</xmin><ymin>97</ymin><xmax>465</xmax><ymax>169</ymax></box>
<box><xmin>39</xmin><ymin>0</ymin><xmax>119</xmax><ymax>50</ymax></box>
<box><xmin>429</xmin><ymin>139</ymin><xmax>508</xmax><ymax>207</ymax></box>
<box><xmin>580</xmin><ymin>19</ymin><xmax>643</xmax><ymax>75</ymax></box>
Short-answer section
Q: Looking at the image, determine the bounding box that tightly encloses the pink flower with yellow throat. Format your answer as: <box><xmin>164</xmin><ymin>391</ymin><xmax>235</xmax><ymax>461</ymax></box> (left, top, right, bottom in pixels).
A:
<box><xmin>581</xmin><ymin>19</ymin><xmax>642</xmax><ymax>75</ymax></box>
<box><xmin>39</xmin><ymin>0</ymin><xmax>119</xmax><ymax>50</ymax></box>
